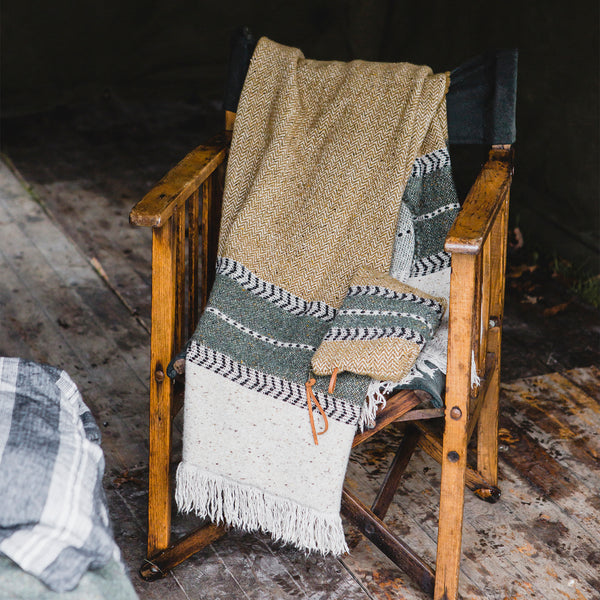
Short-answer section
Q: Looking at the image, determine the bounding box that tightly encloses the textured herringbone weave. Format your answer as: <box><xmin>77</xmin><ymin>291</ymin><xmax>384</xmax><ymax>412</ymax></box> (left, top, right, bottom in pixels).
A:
<box><xmin>219</xmin><ymin>38</ymin><xmax>449</xmax><ymax>307</ymax></box>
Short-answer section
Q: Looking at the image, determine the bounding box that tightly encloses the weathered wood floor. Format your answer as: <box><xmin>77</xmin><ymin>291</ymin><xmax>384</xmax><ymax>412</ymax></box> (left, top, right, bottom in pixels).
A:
<box><xmin>1</xmin><ymin>103</ymin><xmax>599</xmax><ymax>599</ymax></box>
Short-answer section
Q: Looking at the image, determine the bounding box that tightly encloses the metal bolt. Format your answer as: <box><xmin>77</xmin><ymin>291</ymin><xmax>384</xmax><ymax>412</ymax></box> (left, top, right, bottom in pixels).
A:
<box><xmin>447</xmin><ymin>451</ymin><xmax>460</xmax><ymax>463</ymax></box>
<box><xmin>450</xmin><ymin>406</ymin><xmax>462</xmax><ymax>420</ymax></box>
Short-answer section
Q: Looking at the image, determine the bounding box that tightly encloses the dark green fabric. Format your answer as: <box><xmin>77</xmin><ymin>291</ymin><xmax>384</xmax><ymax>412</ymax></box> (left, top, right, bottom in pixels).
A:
<box><xmin>448</xmin><ymin>49</ymin><xmax>518</xmax><ymax>145</ymax></box>
<box><xmin>223</xmin><ymin>26</ymin><xmax>256</xmax><ymax>114</ymax></box>
<box><xmin>191</xmin><ymin>276</ymin><xmax>369</xmax><ymax>407</ymax></box>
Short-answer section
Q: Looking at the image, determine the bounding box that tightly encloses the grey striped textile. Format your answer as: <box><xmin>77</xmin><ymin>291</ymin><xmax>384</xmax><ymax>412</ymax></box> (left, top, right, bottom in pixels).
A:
<box><xmin>0</xmin><ymin>358</ymin><xmax>121</xmax><ymax>592</ymax></box>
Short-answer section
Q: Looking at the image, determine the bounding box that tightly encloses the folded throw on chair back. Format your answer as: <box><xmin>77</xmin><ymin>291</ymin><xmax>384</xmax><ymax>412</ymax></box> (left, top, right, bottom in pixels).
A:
<box><xmin>177</xmin><ymin>37</ymin><xmax>450</xmax><ymax>555</ymax></box>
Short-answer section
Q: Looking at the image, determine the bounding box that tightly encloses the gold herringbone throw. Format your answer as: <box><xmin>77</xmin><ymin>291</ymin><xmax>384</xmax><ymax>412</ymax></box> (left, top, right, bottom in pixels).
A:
<box><xmin>179</xmin><ymin>38</ymin><xmax>452</xmax><ymax>556</ymax></box>
<box><xmin>219</xmin><ymin>37</ymin><xmax>449</xmax><ymax>307</ymax></box>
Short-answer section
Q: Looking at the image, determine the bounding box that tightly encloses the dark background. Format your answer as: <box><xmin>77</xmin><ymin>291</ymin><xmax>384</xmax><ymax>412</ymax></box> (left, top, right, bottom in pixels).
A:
<box><xmin>1</xmin><ymin>0</ymin><xmax>598</xmax><ymax>268</ymax></box>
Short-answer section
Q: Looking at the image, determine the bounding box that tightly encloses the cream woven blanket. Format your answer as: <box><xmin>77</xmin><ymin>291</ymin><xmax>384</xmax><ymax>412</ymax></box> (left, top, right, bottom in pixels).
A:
<box><xmin>176</xmin><ymin>37</ymin><xmax>449</xmax><ymax>555</ymax></box>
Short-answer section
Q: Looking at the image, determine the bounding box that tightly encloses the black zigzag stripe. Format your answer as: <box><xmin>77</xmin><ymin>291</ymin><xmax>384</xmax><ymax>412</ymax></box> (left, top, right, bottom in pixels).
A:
<box><xmin>411</xmin><ymin>251</ymin><xmax>452</xmax><ymax>277</ymax></box>
<box><xmin>410</xmin><ymin>148</ymin><xmax>450</xmax><ymax>178</ymax></box>
<box><xmin>323</xmin><ymin>326</ymin><xmax>425</xmax><ymax>346</ymax></box>
<box><xmin>216</xmin><ymin>257</ymin><xmax>337</xmax><ymax>322</ymax></box>
<box><xmin>187</xmin><ymin>342</ymin><xmax>360</xmax><ymax>425</ymax></box>
<box><xmin>346</xmin><ymin>286</ymin><xmax>444</xmax><ymax>315</ymax></box>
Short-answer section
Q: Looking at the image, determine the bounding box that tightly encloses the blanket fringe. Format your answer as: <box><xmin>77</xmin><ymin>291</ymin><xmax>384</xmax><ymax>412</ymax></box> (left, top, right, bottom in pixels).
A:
<box><xmin>175</xmin><ymin>463</ymin><xmax>349</xmax><ymax>556</ymax></box>
<box><xmin>471</xmin><ymin>351</ymin><xmax>481</xmax><ymax>389</ymax></box>
<box><xmin>359</xmin><ymin>379</ymin><xmax>397</xmax><ymax>431</ymax></box>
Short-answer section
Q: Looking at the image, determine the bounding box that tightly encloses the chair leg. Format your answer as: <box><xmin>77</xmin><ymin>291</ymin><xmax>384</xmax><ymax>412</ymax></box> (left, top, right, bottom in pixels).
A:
<box><xmin>147</xmin><ymin>222</ymin><xmax>178</xmax><ymax>557</ymax></box>
<box><xmin>342</xmin><ymin>488</ymin><xmax>436</xmax><ymax>596</ymax></box>
<box><xmin>433</xmin><ymin>423</ymin><xmax>468</xmax><ymax>600</ymax></box>
<box><xmin>434</xmin><ymin>251</ymin><xmax>475</xmax><ymax>600</ymax></box>
<box><xmin>147</xmin><ymin>377</ymin><xmax>174</xmax><ymax>558</ymax></box>
<box><xmin>371</xmin><ymin>426</ymin><xmax>421</xmax><ymax>520</ymax></box>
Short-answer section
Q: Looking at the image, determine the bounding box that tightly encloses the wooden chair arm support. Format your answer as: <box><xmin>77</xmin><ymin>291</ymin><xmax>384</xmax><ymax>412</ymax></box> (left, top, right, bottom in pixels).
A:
<box><xmin>129</xmin><ymin>132</ymin><xmax>230</xmax><ymax>228</ymax></box>
<box><xmin>445</xmin><ymin>147</ymin><xmax>514</xmax><ymax>255</ymax></box>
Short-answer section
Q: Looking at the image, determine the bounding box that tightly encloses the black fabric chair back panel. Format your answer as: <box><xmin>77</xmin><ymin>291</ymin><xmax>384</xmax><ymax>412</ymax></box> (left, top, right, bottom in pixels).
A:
<box><xmin>223</xmin><ymin>27</ymin><xmax>517</xmax><ymax>146</ymax></box>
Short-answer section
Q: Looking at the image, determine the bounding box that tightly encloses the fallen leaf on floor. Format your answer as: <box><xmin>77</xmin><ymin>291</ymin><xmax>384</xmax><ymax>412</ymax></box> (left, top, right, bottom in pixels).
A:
<box><xmin>113</xmin><ymin>469</ymin><xmax>144</xmax><ymax>488</ymax></box>
<box><xmin>543</xmin><ymin>301</ymin><xmax>570</xmax><ymax>317</ymax></box>
<box><xmin>509</xmin><ymin>226</ymin><xmax>525</xmax><ymax>251</ymax></box>
<box><xmin>499</xmin><ymin>427</ymin><xmax>520</xmax><ymax>444</ymax></box>
<box><xmin>521</xmin><ymin>295</ymin><xmax>541</xmax><ymax>304</ymax></box>
<box><xmin>509</xmin><ymin>264</ymin><xmax>538</xmax><ymax>278</ymax></box>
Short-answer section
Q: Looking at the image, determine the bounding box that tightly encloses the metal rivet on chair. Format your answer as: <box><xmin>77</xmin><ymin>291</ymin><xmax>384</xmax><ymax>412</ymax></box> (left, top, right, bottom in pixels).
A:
<box><xmin>450</xmin><ymin>406</ymin><xmax>462</xmax><ymax>420</ymax></box>
<box><xmin>447</xmin><ymin>451</ymin><xmax>460</xmax><ymax>463</ymax></box>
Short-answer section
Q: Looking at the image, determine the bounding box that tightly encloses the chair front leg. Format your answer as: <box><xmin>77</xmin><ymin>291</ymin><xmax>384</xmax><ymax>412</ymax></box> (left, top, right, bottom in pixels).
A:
<box><xmin>147</xmin><ymin>216</ymin><xmax>178</xmax><ymax>557</ymax></box>
<box><xmin>434</xmin><ymin>252</ymin><xmax>477</xmax><ymax>600</ymax></box>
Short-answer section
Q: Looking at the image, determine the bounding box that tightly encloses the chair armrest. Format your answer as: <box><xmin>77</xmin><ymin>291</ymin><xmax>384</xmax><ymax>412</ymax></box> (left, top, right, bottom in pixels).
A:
<box><xmin>445</xmin><ymin>147</ymin><xmax>514</xmax><ymax>255</ymax></box>
<box><xmin>129</xmin><ymin>132</ymin><xmax>230</xmax><ymax>228</ymax></box>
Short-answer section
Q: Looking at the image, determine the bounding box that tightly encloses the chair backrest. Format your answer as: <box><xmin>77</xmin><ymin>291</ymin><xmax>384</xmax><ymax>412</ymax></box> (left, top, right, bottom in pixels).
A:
<box><xmin>223</xmin><ymin>27</ymin><xmax>518</xmax><ymax>147</ymax></box>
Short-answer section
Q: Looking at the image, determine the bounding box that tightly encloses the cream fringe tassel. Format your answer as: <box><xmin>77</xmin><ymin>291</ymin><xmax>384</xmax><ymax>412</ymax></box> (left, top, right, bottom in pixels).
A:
<box><xmin>175</xmin><ymin>463</ymin><xmax>349</xmax><ymax>556</ymax></box>
<box><xmin>360</xmin><ymin>379</ymin><xmax>397</xmax><ymax>431</ymax></box>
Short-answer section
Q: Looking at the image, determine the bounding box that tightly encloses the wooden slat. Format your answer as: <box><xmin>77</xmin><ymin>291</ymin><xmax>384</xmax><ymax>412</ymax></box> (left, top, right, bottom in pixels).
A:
<box><xmin>188</xmin><ymin>189</ymin><xmax>200</xmax><ymax>339</ymax></box>
<box><xmin>225</xmin><ymin>110</ymin><xmax>236</xmax><ymax>131</ymax></box>
<box><xmin>395</xmin><ymin>407</ymin><xmax>444</xmax><ymax>422</ymax></box>
<box><xmin>174</xmin><ymin>205</ymin><xmax>186</xmax><ymax>353</ymax></box>
<box><xmin>140</xmin><ymin>523</ymin><xmax>228</xmax><ymax>581</ymax></box>
<box><xmin>478</xmin><ymin>234</ymin><xmax>493</xmax><ymax>372</ymax></box>
<box><xmin>445</xmin><ymin>148</ymin><xmax>513</xmax><ymax>255</ymax></box>
<box><xmin>148</xmin><ymin>219</ymin><xmax>177</xmax><ymax>556</ymax></box>
<box><xmin>471</xmin><ymin>251</ymin><xmax>483</xmax><ymax>391</ymax></box>
<box><xmin>478</xmin><ymin>194</ymin><xmax>510</xmax><ymax>484</ymax></box>
<box><xmin>467</xmin><ymin>352</ymin><xmax>497</xmax><ymax>441</ymax></box>
<box><xmin>129</xmin><ymin>135</ymin><xmax>229</xmax><ymax>228</ymax></box>
<box><xmin>200</xmin><ymin>175</ymin><xmax>213</xmax><ymax>312</ymax></box>
<box><xmin>352</xmin><ymin>391</ymin><xmax>422</xmax><ymax>448</ymax></box>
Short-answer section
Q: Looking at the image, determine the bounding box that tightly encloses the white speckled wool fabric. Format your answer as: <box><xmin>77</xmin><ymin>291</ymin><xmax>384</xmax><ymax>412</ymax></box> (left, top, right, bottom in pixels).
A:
<box><xmin>176</xmin><ymin>37</ymin><xmax>450</xmax><ymax>555</ymax></box>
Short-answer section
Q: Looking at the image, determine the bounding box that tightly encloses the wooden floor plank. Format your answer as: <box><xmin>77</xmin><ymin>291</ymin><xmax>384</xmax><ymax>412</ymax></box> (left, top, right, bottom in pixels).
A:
<box><xmin>562</xmin><ymin>365</ymin><xmax>600</xmax><ymax>402</ymax></box>
<box><xmin>0</xmin><ymin>174</ymin><xmax>151</xmax><ymax>466</ymax></box>
<box><xmin>0</xmin><ymin>162</ymin><xmax>150</xmax><ymax>380</ymax></box>
<box><xmin>486</xmin><ymin>461</ymin><xmax>600</xmax><ymax>599</ymax></box>
<box><xmin>21</xmin><ymin>176</ymin><xmax>153</xmax><ymax>324</ymax></box>
<box><xmin>0</xmin><ymin>216</ymin><xmax>149</xmax><ymax>468</ymax></box>
<box><xmin>499</xmin><ymin>377</ymin><xmax>600</xmax><ymax>537</ymax></box>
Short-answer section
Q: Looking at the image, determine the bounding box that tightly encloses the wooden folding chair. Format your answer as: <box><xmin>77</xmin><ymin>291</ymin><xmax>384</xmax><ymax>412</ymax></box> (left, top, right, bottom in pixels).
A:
<box><xmin>130</xmin><ymin>30</ymin><xmax>517</xmax><ymax>600</ymax></box>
